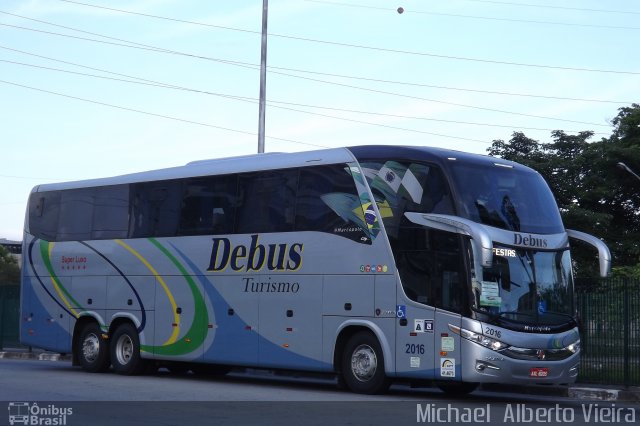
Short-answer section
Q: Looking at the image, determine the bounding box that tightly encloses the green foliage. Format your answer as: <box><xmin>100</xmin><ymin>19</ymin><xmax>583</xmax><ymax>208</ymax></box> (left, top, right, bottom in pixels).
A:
<box><xmin>488</xmin><ymin>104</ymin><xmax>640</xmax><ymax>278</ymax></box>
<box><xmin>0</xmin><ymin>245</ymin><xmax>20</xmax><ymax>285</ymax></box>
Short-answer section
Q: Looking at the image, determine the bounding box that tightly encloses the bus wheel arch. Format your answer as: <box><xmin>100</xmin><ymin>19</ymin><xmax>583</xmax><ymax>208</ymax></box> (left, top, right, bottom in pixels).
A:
<box><xmin>335</xmin><ymin>326</ymin><xmax>391</xmax><ymax>394</ymax></box>
<box><xmin>73</xmin><ymin>318</ymin><xmax>110</xmax><ymax>373</ymax></box>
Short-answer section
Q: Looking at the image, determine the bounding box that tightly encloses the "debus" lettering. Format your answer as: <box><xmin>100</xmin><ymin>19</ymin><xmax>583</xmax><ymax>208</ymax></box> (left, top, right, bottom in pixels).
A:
<box><xmin>207</xmin><ymin>234</ymin><xmax>303</xmax><ymax>273</ymax></box>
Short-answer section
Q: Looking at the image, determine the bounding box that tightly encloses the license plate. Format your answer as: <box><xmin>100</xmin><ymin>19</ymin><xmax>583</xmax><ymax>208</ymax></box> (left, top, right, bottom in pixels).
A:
<box><xmin>530</xmin><ymin>367</ymin><xmax>549</xmax><ymax>378</ymax></box>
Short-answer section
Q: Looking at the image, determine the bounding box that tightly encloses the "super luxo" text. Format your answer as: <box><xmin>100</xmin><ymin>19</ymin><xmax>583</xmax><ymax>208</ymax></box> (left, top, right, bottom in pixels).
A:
<box><xmin>207</xmin><ymin>234</ymin><xmax>303</xmax><ymax>273</ymax></box>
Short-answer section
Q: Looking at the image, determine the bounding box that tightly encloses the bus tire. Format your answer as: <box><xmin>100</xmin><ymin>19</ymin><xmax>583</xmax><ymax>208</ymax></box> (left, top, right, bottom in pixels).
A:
<box><xmin>436</xmin><ymin>381</ymin><xmax>479</xmax><ymax>395</ymax></box>
<box><xmin>77</xmin><ymin>322</ymin><xmax>110</xmax><ymax>373</ymax></box>
<box><xmin>341</xmin><ymin>331</ymin><xmax>390</xmax><ymax>394</ymax></box>
<box><xmin>110</xmin><ymin>323</ymin><xmax>146</xmax><ymax>375</ymax></box>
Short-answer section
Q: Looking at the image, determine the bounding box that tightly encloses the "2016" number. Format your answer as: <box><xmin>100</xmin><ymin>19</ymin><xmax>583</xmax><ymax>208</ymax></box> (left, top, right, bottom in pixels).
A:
<box><xmin>405</xmin><ymin>344</ymin><xmax>425</xmax><ymax>354</ymax></box>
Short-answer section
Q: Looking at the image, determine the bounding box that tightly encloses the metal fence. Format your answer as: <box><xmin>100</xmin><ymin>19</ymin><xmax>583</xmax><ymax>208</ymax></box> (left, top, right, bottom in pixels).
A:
<box><xmin>576</xmin><ymin>277</ymin><xmax>640</xmax><ymax>386</ymax></box>
<box><xmin>0</xmin><ymin>284</ymin><xmax>21</xmax><ymax>350</ymax></box>
<box><xmin>1</xmin><ymin>278</ymin><xmax>639</xmax><ymax>386</ymax></box>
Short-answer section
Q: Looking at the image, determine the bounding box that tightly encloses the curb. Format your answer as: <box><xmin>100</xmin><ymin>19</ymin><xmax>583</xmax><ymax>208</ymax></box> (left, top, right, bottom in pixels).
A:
<box><xmin>0</xmin><ymin>350</ymin><xmax>72</xmax><ymax>362</ymax></box>
<box><xmin>568</xmin><ymin>387</ymin><xmax>640</xmax><ymax>403</ymax></box>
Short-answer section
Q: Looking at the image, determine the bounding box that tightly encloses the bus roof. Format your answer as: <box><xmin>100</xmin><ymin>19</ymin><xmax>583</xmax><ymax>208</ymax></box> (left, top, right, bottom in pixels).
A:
<box><xmin>348</xmin><ymin>145</ymin><xmax>533</xmax><ymax>173</ymax></box>
<box><xmin>32</xmin><ymin>147</ymin><xmax>356</xmax><ymax>192</ymax></box>
<box><xmin>31</xmin><ymin>145</ymin><xmax>535</xmax><ymax>193</ymax></box>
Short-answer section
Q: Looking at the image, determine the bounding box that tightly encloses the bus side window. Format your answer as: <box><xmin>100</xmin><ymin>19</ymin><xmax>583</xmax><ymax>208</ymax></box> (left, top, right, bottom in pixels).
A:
<box><xmin>28</xmin><ymin>191</ymin><xmax>61</xmax><ymax>241</ymax></box>
<box><xmin>130</xmin><ymin>181</ymin><xmax>181</xmax><ymax>238</ymax></box>
<box><xmin>425</xmin><ymin>168</ymin><xmax>454</xmax><ymax>215</ymax></box>
<box><xmin>57</xmin><ymin>188</ymin><xmax>95</xmax><ymax>241</ymax></box>
<box><xmin>91</xmin><ymin>185</ymin><xmax>129</xmax><ymax>240</ymax></box>
<box><xmin>236</xmin><ymin>170</ymin><xmax>297</xmax><ymax>234</ymax></box>
<box><xmin>179</xmin><ymin>175</ymin><xmax>237</xmax><ymax>236</ymax></box>
<box><xmin>295</xmin><ymin>164</ymin><xmax>364</xmax><ymax>234</ymax></box>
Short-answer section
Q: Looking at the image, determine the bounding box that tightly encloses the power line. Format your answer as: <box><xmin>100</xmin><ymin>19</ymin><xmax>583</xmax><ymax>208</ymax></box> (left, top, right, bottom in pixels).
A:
<box><xmin>0</xmin><ymin>59</ymin><xmax>497</xmax><ymax>143</ymax></box>
<box><xmin>0</xmin><ymin>56</ymin><xmax>613</xmax><ymax>135</ymax></box>
<box><xmin>0</xmin><ymin>25</ymin><xmax>614</xmax><ymax>128</ymax></box>
<box><xmin>264</xmin><ymin>99</ymin><xmax>612</xmax><ymax>135</ymax></box>
<box><xmin>0</xmin><ymin>43</ymin><xmax>613</xmax><ymax>130</ymax></box>
<box><xmin>266</xmin><ymin>67</ymin><xmax>612</xmax><ymax>127</ymax></box>
<box><xmin>45</xmin><ymin>2</ymin><xmax>640</xmax><ymax>75</ymax></box>
<box><xmin>267</xmin><ymin>65</ymin><xmax>632</xmax><ymax>105</ymax></box>
<box><xmin>306</xmin><ymin>0</ymin><xmax>640</xmax><ymax>30</ymax></box>
<box><xmin>0</xmin><ymin>79</ymin><xmax>328</xmax><ymax>149</ymax></box>
<box><xmin>2</xmin><ymin>25</ymin><xmax>632</xmax><ymax>107</ymax></box>
<box><xmin>458</xmin><ymin>0</ymin><xmax>640</xmax><ymax>16</ymax></box>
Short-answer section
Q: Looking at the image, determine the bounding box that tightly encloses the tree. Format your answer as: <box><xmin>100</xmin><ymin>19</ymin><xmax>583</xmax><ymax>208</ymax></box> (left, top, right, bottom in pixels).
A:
<box><xmin>0</xmin><ymin>245</ymin><xmax>20</xmax><ymax>285</ymax></box>
<box><xmin>487</xmin><ymin>104</ymin><xmax>640</xmax><ymax>278</ymax></box>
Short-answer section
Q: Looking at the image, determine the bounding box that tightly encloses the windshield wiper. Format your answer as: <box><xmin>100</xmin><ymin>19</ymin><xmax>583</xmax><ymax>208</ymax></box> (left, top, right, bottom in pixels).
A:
<box><xmin>539</xmin><ymin>311</ymin><xmax>577</xmax><ymax>322</ymax></box>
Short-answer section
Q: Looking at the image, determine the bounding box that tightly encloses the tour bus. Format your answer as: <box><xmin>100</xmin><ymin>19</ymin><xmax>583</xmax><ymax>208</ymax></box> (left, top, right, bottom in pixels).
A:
<box><xmin>20</xmin><ymin>145</ymin><xmax>610</xmax><ymax>394</ymax></box>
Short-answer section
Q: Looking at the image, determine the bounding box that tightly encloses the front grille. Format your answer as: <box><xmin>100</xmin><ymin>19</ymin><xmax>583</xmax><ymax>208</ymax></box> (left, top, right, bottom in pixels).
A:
<box><xmin>501</xmin><ymin>346</ymin><xmax>574</xmax><ymax>361</ymax></box>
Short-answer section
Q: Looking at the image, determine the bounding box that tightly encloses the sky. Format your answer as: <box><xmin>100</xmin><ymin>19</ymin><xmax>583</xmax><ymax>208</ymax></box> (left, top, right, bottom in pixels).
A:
<box><xmin>1</xmin><ymin>0</ymin><xmax>639</xmax><ymax>241</ymax></box>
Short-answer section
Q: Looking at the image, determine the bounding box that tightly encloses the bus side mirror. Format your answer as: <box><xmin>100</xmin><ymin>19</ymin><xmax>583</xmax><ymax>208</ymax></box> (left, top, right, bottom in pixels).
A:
<box><xmin>405</xmin><ymin>213</ymin><xmax>494</xmax><ymax>268</ymax></box>
<box><xmin>566</xmin><ymin>229</ymin><xmax>611</xmax><ymax>278</ymax></box>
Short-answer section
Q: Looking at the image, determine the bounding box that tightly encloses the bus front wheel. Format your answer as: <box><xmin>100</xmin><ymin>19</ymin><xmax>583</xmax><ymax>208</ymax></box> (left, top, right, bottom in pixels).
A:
<box><xmin>341</xmin><ymin>331</ymin><xmax>390</xmax><ymax>394</ymax></box>
<box><xmin>110</xmin><ymin>323</ymin><xmax>146</xmax><ymax>375</ymax></box>
<box><xmin>77</xmin><ymin>322</ymin><xmax>110</xmax><ymax>373</ymax></box>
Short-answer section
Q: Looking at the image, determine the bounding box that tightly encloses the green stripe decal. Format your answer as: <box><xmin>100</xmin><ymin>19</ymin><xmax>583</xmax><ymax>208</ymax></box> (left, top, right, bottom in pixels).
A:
<box><xmin>141</xmin><ymin>238</ymin><xmax>209</xmax><ymax>356</ymax></box>
<box><xmin>39</xmin><ymin>240</ymin><xmax>84</xmax><ymax>314</ymax></box>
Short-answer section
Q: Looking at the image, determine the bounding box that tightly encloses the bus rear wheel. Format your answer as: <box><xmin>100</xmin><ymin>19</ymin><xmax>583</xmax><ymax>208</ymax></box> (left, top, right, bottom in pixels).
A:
<box><xmin>341</xmin><ymin>331</ymin><xmax>390</xmax><ymax>394</ymax></box>
<box><xmin>110</xmin><ymin>323</ymin><xmax>146</xmax><ymax>375</ymax></box>
<box><xmin>77</xmin><ymin>322</ymin><xmax>110</xmax><ymax>373</ymax></box>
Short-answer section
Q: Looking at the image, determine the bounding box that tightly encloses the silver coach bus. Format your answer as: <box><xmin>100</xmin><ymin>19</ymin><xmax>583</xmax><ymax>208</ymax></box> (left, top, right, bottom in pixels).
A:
<box><xmin>20</xmin><ymin>145</ymin><xmax>610</xmax><ymax>394</ymax></box>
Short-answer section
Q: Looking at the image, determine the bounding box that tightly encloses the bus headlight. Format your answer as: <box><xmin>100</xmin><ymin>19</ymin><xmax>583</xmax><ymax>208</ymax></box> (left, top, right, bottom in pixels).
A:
<box><xmin>566</xmin><ymin>340</ymin><xmax>580</xmax><ymax>354</ymax></box>
<box><xmin>449</xmin><ymin>325</ymin><xmax>508</xmax><ymax>351</ymax></box>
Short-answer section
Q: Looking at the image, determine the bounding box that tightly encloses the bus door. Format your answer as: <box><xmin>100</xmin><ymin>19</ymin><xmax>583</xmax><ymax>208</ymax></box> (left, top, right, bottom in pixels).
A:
<box><xmin>432</xmin><ymin>251</ymin><xmax>465</xmax><ymax>383</ymax></box>
<box><xmin>434</xmin><ymin>308</ymin><xmax>462</xmax><ymax>383</ymax></box>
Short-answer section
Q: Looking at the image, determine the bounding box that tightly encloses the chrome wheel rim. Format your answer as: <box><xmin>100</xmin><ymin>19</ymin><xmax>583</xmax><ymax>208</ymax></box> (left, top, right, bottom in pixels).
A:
<box><xmin>115</xmin><ymin>334</ymin><xmax>134</xmax><ymax>366</ymax></box>
<box><xmin>82</xmin><ymin>333</ymin><xmax>100</xmax><ymax>363</ymax></box>
<box><xmin>350</xmin><ymin>344</ymin><xmax>377</xmax><ymax>382</ymax></box>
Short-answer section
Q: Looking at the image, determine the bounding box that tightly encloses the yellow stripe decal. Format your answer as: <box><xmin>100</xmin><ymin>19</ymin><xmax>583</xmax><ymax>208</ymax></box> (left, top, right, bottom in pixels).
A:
<box><xmin>44</xmin><ymin>242</ymin><xmax>80</xmax><ymax>318</ymax></box>
<box><xmin>115</xmin><ymin>239</ymin><xmax>180</xmax><ymax>345</ymax></box>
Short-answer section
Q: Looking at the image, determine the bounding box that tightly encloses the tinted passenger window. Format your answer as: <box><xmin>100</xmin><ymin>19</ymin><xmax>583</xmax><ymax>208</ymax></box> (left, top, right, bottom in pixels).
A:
<box><xmin>236</xmin><ymin>170</ymin><xmax>297</xmax><ymax>234</ymax></box>
<box><xmin>130</xmin><ymin>181</ymin><xmax>181</xmax><ymax>238</ymax></box>
<box><xmin>57</xmin><ymin>188</ymin><xmax>94</xmax><ymax>241</ymax></box>
<box><xmin>180</xmin><ymin>175</ymin><xmax>237</xmax><ymax>235</ymax></box>
<box><xmin>296</xmin><ymin>164</ymin><xmax>369</xmax><ymax>242</ymax></box>
<box><xmin>92</xmin><ymin>185</ymin><xmax>129</xmax><ymax>239</ymax></box>
<box><xmin>28</xmin><ymin>191</ymin><xmax>61</xmax><ymax>241</ymax></box>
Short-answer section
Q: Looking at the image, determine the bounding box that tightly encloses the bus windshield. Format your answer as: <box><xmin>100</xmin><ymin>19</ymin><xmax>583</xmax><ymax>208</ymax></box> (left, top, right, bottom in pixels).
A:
<box><xmin>473</xmin><ymin>247</ymin><xmax>576</xmax><ymax>330</ymax></box>
<box><xmin>449</xmin><ymin>162</ymin><xmax>564</xmax><ymax>235</ymax></box>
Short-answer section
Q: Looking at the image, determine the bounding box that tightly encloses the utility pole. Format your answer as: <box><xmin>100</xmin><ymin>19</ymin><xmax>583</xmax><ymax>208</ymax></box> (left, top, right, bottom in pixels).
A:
<box><xmin>257</xmin><ymin>0</ymin><xmax>268</xmax><ymax>153</ymax></box>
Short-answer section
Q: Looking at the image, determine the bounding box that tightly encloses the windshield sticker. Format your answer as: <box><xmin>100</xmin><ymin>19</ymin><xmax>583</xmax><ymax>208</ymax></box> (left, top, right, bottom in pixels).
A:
<box><xmin>537</xmin><ymin>300</ymin><xmax>547</xmax><ymax>314</ymax></box>
<box><xmin>480</xmin><ymin>281</ymin><xmax>502</xmax><ymax>307</ymax></box>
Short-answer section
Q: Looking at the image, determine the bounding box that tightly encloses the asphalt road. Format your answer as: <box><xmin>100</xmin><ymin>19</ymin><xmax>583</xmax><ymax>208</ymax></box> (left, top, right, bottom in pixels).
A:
<box><xmin>0</xmin><ymin>359</ymin><xmax>637</xmax><ymax>426</ymax></box>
